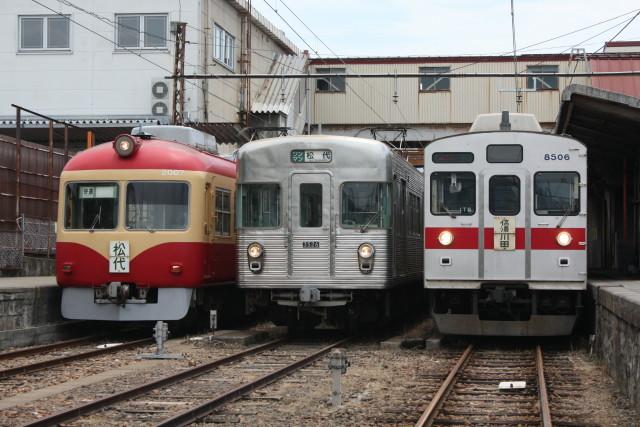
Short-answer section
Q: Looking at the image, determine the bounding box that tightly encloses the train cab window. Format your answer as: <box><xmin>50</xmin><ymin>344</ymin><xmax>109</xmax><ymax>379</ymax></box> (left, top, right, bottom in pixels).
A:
<box><xmin>215</xmin><ymin>188</ymin><xmax>231</xmax><ymax>236</ymax></box>
<box><xmin>64</xmin><ymin>183</ymin><xmax>118</xmax><ymax>230</ymax></box>
<box><xmin>300</xmin><ymin>184</ymin><xmax>322</xmax><ymax>227</ymax></box>
<box><xmin>487</xmin><ymin>145</ymin><xmax>523</xmax><ymax>163</ymax></box>
<box><xmin>126</xmin><ymin>182</ymin><xmax>189</xmax><ymax>230</ymax></box>
<box><xmin>238</xmin><ymin>184</ymin><xmax>280</xmax><ymax>228</ymax></box>
<box><xmin>534</xmin><ymin>172</ymin><xmax>580</xmax><ymax>216</ymax></box>
<box><xmin>430</xmin><ymin>172</ymin><xmax>475</xmax><ymax>216</ymax></box>
<box><xmin>489</xmin><ymin>176</ymin><xmax>520</xmax><ymax>216</ymax></box>
<box><xmin>341</xmin><ymin>182</ymin><xmax>391</xmax><ymax>228</ymax></box>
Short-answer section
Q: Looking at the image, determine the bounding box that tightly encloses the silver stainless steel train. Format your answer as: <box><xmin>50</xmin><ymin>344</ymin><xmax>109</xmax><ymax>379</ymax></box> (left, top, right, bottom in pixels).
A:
<box><xmin>424</xmin><ymin>112</ymin><xmax>587</xmax><ymax>336</ymax></box>
<box><xmin>237</xmin><ymin>135</ymin><xmax>424</xmax><ymax>329</ymax></box>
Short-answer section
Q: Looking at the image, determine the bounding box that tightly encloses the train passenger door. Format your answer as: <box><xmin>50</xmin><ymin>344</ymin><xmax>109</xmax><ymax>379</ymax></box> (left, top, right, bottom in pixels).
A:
<box><xmin>290</xmin><ymin>174</ymin><xmax>331</xmax><ymax>277</ymax></box>
<box><xmin>481</xmin><ymin>172</ymin><xmax>527</xmax><ymax>279</ymax></box>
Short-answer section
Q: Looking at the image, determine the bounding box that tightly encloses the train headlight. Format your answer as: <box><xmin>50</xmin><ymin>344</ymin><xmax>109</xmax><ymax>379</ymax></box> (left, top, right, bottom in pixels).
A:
<box><xmin>438</xmin><ymin>230</ymin><xmax>454</xmax><ymax>246</ymax></box>
<box><xmin>113</xmin><ymin>134</ymin><xmax>138</xmax><ymax>157</ymax></box>
<box><xmin>556</xmin><ymin>231</ymin><xmax>572</xmax><ymax>247</ymax></box>
<box><xmin>357</xmin><ymin>243</ymin><xmax>375</xmax><ymax>273</ymax></box>
<box><xmin>247</xmin><ymin>242</ymin><xmax>263</xmax><ymax>258</ymax></box>
<box><xmin>247</xmin><ymin>242</ymin><xmax>264</xmax><ymax>273</ymax></box>
<box><xmin>357</xmin><ymin>243</ymin><xmax>375</xmax><ymax>259</ymax></box>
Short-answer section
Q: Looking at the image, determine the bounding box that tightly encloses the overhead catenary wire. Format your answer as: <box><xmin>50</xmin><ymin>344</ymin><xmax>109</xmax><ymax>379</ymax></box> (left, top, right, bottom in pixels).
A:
<box><xmin>592</xmin><ymin>9</ymin><xmax>640</xmax><ymax>53</ymax></box>
<box><xmin>261</xmin><ymin>0</ymin><xmax>390</xmax><ymax>125</ymax></box>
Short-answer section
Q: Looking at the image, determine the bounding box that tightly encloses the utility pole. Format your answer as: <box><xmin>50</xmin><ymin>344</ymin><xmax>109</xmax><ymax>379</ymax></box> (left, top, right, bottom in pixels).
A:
<box><xmin>172</xmin><ymin>22</ymin><xmax>187</xmax><ymax>125</ymax></box>
<box><xmin>510</xmin><ymin>0</ymin><xmax>522</xmax><ymax>112</ymax></box>
<box><xmin>239</xmin><ymin>0</ymin><xmax>252</xmax><ymax>127</ymax></box>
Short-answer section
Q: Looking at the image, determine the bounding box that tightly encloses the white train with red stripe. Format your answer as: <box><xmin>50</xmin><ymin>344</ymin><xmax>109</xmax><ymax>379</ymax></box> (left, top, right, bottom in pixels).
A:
<box><xmin>424</xmin><ymin>112</ymin><xmax>586</xmax><ymax>336</ymax></box>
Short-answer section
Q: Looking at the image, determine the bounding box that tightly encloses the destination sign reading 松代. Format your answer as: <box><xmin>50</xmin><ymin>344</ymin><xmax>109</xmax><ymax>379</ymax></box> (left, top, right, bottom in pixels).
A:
<box><xmin>291</xmin><ymin>149</ymin><xmax>332</xmax><ymax>163</ymax></box>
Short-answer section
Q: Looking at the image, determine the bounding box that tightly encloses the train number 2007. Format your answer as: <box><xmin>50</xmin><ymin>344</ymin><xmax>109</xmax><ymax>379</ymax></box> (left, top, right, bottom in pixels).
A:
<box><xmin>544</xmin><ymin>153</ymin><xmax>570</xmax><ymax>161</ymax></box>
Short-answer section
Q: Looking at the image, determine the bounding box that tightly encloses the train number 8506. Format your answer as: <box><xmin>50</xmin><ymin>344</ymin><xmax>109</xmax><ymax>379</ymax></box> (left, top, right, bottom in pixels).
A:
<box><xmin>544</xmin><ymin>153</ymin><xmax>570</xmax><ymax>161</ymax></box>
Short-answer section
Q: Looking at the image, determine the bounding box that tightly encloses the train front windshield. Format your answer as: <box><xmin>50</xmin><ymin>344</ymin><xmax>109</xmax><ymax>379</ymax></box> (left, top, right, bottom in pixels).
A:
<box><xmin>430</xmin><ymin>172</ymin><xmax>476</xmax><ymax>216</ymax></box>
<box><xmin>64</xmin><ymin>182</ymin><xmax>118</xmax><ymax>230</ymax></box>
<box><xmin>534</xmin><ymin>172</ymin><xmax>580</xmax><ymax>216</ymax></box>
<box><xmin>126</xmin><ymin>182</ymin><xmax>189</xmax><ymax>230</ymax></box>
<box><xmin>341</xmin><ymin>182</ymin><xmax>391</xmax><ymax>228</ymax></box>
<box><xmin>238</xmin><ymin>184</ymin><xmax>281</xmax><ymax>228</ymax></box>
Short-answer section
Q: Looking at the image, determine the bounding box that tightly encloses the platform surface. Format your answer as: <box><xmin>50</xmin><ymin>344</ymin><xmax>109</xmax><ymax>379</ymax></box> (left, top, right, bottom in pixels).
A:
<box><xmin>589</xmin><ymin>279</ymin><xmax>640</xmax><ymax>328</ymax></box>
<box><xmin>0</xmin><ymin>276</ymin><xmax>57</xmax><ymax>289</ymax></box>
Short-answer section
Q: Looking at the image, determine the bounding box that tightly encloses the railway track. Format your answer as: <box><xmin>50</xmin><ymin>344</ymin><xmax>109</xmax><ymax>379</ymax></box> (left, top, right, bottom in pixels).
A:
<box><xmin>22</xmin><ymin>335</ymin><xmax>351</xmax><ymax>427</ymax></box>
<box><xmin>0</xmin><ymin>336</ymin><xmax>98</xmax><ymax>361</ymax></box>
<box><xmin>0</xmin><ymin>337</ymin><xmax>151</xmax><ymax>381</ymax></box>
<box><xmin>416</xmin><ymin>344</ymin><xmax>552</xmax><ymax>427</ymax></box>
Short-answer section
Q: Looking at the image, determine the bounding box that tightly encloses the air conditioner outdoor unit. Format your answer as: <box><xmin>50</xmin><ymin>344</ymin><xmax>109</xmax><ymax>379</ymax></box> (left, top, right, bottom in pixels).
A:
<box><xmin>151</xmin><ymin>79</ymin><xmax>171</xmax><ymax>117</ymax></box>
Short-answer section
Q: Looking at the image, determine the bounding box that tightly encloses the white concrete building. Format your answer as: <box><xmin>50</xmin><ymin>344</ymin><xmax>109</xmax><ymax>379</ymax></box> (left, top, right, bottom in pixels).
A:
<box><xmin>0</xmin><ymin>0</ymin><xmax>307</xmax><ymax>146</ymax></box>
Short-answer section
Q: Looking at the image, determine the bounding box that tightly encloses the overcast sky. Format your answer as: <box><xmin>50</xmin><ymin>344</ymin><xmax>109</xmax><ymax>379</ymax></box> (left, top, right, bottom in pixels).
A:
<box><xmin>257</xmin><ymin>0</ymin><xmax>640</xmax><ymax>57</ymax></box>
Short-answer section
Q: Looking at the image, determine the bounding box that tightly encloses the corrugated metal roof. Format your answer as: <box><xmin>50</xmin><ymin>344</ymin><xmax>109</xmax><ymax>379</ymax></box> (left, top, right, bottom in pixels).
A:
<box><xmin>251</xmin><ymin>54</ymin><xmax>308</xmax><ymax>115</ymax></box>
<box><xmin>591</xmin><ymin>57</ymin><xmax>640</xmax><ymax>98</ymax></box>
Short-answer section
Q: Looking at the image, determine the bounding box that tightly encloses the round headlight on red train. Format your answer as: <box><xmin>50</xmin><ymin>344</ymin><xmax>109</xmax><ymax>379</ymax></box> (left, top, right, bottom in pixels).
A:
<box><xmin>556</xmin><ymin>231</ymin><xmax>572</xmax><ymax>247</ymax></box>
<box><xmin>113</xmin><ymin>134</ymin><xmax>137</xmax><ymax>157</ymax></box>
<box><xmin>438</xmin><ymin>230</ymin><xmax>454</xmax><ymax>246</ymax></box>
<box><xmin>358</xmin><ymin>243</ymin><xmax>375</xmax><ymax>259</ymax></box>
<box><xmin>247</xmin><ymin>242</ymin><xmax>264</xmax><ymax>258</ymax></box>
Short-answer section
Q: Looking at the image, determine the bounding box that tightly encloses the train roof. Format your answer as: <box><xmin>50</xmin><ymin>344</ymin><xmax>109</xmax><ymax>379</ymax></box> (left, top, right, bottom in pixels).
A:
<box><xmin>63</xmin><ymin>138</ymin><xmax>236</xmax><ymax>178</ymax></box>
<box><xmin>239</xmin><ymin>135</ymin><xmax>392</xmax><ymax>159</ymax></box>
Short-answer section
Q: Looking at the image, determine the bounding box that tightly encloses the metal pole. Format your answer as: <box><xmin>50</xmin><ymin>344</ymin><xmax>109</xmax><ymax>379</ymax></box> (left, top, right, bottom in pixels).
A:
<box><xmin>15</xmin><ymin>108</ymin><xmax>21</xmax><ymax>223</ymax></box>
<box><xmin>63</xmin><ymin>125</ymin><xmax>69</xmax><ymax>162</ymax></box>
<box><xmin>166</xmin><ymin>70</ymin><xmax>640</xmax><ymax>80</ymax></box>
<box><xmin>510</xmin><ymin>0</ymin><xmax>521</xmax><ymax>112</ymax></box>
<box><xmin>48</xmin><ymin>120</ymin><xmax>53</xmax><ymax>258</ymax></box>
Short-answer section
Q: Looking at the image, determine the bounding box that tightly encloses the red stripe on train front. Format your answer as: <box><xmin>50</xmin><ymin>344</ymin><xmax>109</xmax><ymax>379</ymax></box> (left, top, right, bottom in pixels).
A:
<box><xmin>56</xmin><ymin>241</ymin><xmax>236</xmax><ymax>287</ymax></box>
<box><xmin>425</xmin><ymin>227</ymin><xmax>586</xmax><ymax>250</ymax></box>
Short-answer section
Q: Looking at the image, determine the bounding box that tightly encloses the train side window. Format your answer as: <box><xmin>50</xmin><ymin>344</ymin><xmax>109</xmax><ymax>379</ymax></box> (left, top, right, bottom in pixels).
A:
<box><xmin>430</xmin><ymin>172</ymin><xmax>475</xmax><ymax>216</ymax></box>
<box><xmin>300</xmin><ymin>183</ymin><xmax>322</xmax><ymax>227</ymax></box>
<box><xmin>238</xmin><ymin>184</ymin><xmax>280</xmax><ymax>228</ymax></box>
<box><xmin>215</xmin><ymin>188</ymin><xmax>231</xmax><ymax>236</ymax></box>
<box><xmin>487</xmin><ymin>144</ymin><xmax>523</xmax><ymax>163</ymax></box>
<box><xmin>489</xmin><ymin>175</ymin><xmax>520</xmax><ymax>216</ymax></box>
<box><xmin>534</xmin><ymin>172</ymin><xmax>580</xmax><ymax>216</ymax></box>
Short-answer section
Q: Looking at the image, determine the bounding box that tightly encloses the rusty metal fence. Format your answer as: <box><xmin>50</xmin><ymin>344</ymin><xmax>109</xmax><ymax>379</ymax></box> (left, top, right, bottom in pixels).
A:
<box><xmin>0</xmin><ymin>105</ymin><xmax>92</xmax><ymax>271</ymax></box>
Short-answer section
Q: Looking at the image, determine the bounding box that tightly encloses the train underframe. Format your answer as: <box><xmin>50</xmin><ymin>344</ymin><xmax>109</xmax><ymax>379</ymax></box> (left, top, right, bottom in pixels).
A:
<box><xmin>429</xmin><ymin>284</ymin><xmax>584</xmax><ymax>336</ymax></box>
<box><xmin>244</xmin><ymin>283</ymin><xmax>423</xmax><ymax>331</ymax></box>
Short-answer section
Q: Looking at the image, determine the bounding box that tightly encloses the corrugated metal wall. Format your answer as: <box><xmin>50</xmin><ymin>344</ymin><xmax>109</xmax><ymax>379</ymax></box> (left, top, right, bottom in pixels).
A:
<box><xmin>311</xmin><ymin>60</ymin><xmax>589</xmax><ymax>126</ymax></box>
<box><xmin>591</xmin><ymin>58</ymin><xmax>640</xmax><ymax>98</ymax></box>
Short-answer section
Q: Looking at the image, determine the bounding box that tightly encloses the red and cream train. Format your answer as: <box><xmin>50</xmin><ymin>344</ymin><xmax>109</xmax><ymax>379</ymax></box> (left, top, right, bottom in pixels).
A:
<box><xmin>56</xmin><ymin>127</ymin><xmax>236</xmax><ymax>321</ymax></box>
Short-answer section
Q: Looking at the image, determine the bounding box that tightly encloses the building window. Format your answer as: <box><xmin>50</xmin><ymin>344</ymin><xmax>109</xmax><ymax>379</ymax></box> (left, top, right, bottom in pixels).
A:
<box><xmin>19</xmin><ymin>15</ymin><xmax>70</xmax><ymax>50</ymax></box>
<box><xmin>213</xmin><ymin>24</ymin><xmax>235</xmax><ymax>69</ymax></box>
<box><xmin>316</xmin><ymin>68</ymin><xmax>346</xmax><ymax>92</ymax></box>
<box><xmin>116</xmin><ymin>14</ymin><xmax>167</xmax><ymax>49</ymax></box>
<box><xmin>527</xmin><ymin>65</ymin><xmax>558</xmax><ymax>90</ymax></box>
<box><xmin>215</xmin><ymin>188</ymin><xmax>231</xmax><ymax>235</ymax></box>
<box><xmin>419</xmin><ymin>66</ymin><xmax>450</xmax><ymax>91</ymax></box>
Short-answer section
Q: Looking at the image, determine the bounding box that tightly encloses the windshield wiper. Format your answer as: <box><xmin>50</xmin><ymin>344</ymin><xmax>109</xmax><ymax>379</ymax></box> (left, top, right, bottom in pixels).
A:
<box><xmin>443</xmin><ymin>206</ymin><xmax>457</xmax><ymax>219</ymax></box>
<box><xmin>556</xmin><ymin>202</ymin><xmax>574</xmax><ymax>228</ymax></box>
<box><xmin>360</xmin><ymin>211</ymin><xmax>380</xmax><ymax>233</ymax></box>
<box><xmin>89</xmin><ymin>206</ymin><xmax>102</xmax><ymax>233</ymax></box>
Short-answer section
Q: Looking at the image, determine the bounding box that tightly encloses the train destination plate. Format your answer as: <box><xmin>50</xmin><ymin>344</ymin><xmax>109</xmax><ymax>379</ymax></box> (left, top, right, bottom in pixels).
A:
<box><xmin>291</xmin><ymin>149</ymin><xmax>332</xmax><ymax>163</ymax></box>
<box><xmin>494</xmin><ymin>216</ymin><xmax>516</xmax><ymax>251</ymax></box>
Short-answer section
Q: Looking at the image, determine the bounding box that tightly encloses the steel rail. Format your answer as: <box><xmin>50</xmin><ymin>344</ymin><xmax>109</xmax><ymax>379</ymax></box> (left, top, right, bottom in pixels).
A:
<box><xmin>0</xmin><ymin>336</ymin><xmax>97</xmax><ymax>361</ymax></box>
<box><xmin>415</xmin><ymin>344</ymin><xmax>474</xmax><ymax>427</ymax></box>
<box><xmin>536</xmin><ymin>345</ymin><xmax>552</xmax><ymax>427</ymax></box>
<box><xmin>155</xmin><ymin>337</ymin><xmax>353</xmax><ymax>427</ymax></box>
<box><xmin>21</xmin><ymin>338</ymin><xmax>288</xmax><ymax>427</ymax></box>
<box><xmin>0</xmin><ymin>338</ymin><xmax>151</xmax><ymax>380</ymax></box>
